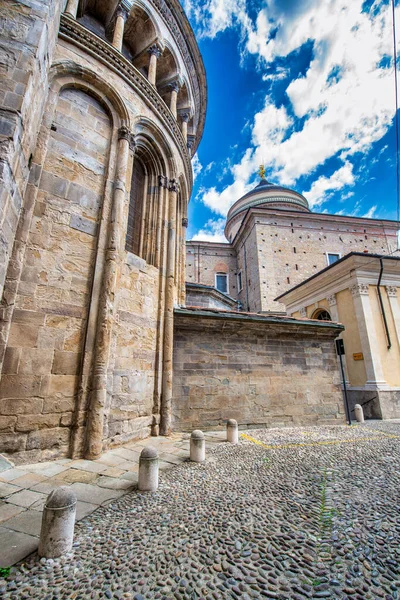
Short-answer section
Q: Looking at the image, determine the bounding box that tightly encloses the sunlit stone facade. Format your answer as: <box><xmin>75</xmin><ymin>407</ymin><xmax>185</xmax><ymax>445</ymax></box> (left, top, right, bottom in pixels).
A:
<box><xmin>0</xmin><ymin>0</ymin><xmax>206</xmax><ymax>462</ymax></box>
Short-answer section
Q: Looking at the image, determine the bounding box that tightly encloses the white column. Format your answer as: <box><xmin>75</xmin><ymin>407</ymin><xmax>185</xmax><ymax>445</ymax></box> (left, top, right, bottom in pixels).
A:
<box><xmin>112</xmin><ymin>6</ymin><xmax>128</xmax><ymax>52</ymax></box>
<box><xmin>64</xmin><ymin>0</ymin><xmax>79</xmax><ymax>18</ymax></box>
<box><xmin>386</xmin><ymin>286</ymin><xmax>400</xmax><ymax>348</ymax></box>
<box><xmin>351</xmin><ymin>283</ymin><xmax>387</xmax><ymax>388</ymax></box>
<box><xmin>147</xmin><ymin>44</ymin><xmax>162</xmax><ymax>86</ymax></box>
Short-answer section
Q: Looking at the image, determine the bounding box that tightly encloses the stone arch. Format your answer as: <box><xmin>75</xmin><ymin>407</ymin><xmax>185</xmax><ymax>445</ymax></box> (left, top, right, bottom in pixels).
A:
<box><xmin>311</xmin><ymin>308</ymin><xmax>332</xmax><ymax>321</ymax></box>
<box><xmin>49</xmin><ymin>61</ymin><xmax>131</xmax><ymax>130</ymax></box>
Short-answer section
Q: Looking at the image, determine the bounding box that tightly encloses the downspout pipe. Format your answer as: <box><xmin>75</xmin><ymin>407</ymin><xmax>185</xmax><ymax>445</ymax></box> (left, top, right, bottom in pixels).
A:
<box><xmin>377</xmin><ymin>258</ymin><xmax>392</xmax><ymax>350</ymax></box>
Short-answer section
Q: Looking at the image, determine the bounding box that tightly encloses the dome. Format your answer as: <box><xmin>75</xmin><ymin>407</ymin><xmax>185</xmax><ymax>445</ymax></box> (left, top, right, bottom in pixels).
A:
<box><xmin>225</xmin><ymin>177</ymin><xmax>310</xmax><ymax>240</ymax></box>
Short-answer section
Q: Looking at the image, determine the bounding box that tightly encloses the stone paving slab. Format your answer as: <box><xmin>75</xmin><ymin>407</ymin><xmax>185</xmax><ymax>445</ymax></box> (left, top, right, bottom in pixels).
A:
<box><xmin>0</xmin><ymin>431</ymin><xmax>225</xmax><ymax>568</ymax></box>
<box><xmin>0</xmin><ymin>528</ymin><xmax>38</xmax><ymax>568</ymax></box>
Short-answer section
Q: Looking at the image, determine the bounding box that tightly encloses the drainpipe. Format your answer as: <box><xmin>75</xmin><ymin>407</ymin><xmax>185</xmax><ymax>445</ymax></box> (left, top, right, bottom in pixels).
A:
<box><xmin>377</xmin><ymin>257</ymin><xmax>392</xmax><ymax>350</ymax></box>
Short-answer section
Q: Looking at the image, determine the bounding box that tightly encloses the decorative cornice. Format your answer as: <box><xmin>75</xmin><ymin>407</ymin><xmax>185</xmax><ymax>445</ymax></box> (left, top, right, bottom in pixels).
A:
<box><xmin>116</xmin><ymin>5</ymin><xmax>129</xmax><ymax>21</ymax></box>
<box><xmin>182</xmin><ymin>217</ymin><xmax>188</xmax><ymax>227</ymax></box>
<box><xmin>118</xmin><ymin>126</ymin><xmax>136</xmax><ymax>151</ymax></box>
<box><xmin>147</xmin><ymin>43</ymin><xmax>163</xmax><ymax>58</ymax></box>
<box><xmin>168</xmin><ymin>178</ymin><xmax>180</xmax><ymax>193</ymax></box>
<box><xmin>58</xmin><ymin>15</ymin><xmax>192</xmax><ymax>190</ymax></box>
<box><xmin>168</xmin><ymin>80</ymin><xmax>180</xmax><ymax>93</ymax></box>
<box><xmin>386</xmin><ymin>285</ymin><xmax>398</xmax><ymax>297</ymax></box>
<box><xmin>351</xmin><ymin>283</ymin><xmax>369</xmax><ymax>297</ymax></box>
<box><xmin>158</xmin><ymin>175</ymin><xmax>168</xmax><ymax>188</ymax></box>
<box><xmin>327</xmin><ymin>294</ymin><xmax>337</xmax><ymax>307</ymax></box>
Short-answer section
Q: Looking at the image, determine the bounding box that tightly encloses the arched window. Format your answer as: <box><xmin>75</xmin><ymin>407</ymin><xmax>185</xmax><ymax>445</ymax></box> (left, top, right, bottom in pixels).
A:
<box><xmin>126</xmin><ymin>159</ymin><xmax>146</xmax><ymax>256</ymax></box>
<box><xmin>311</xmin><ymin>309</ymin><xmax>332</xmax><ymax>321</ymax></box>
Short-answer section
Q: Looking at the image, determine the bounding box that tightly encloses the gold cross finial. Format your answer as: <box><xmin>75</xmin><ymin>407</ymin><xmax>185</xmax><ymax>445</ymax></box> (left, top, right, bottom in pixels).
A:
<box><xmin>258</xmin><ymin>164</ymin><xmax>266</xmax><ymax>180</ymax></box>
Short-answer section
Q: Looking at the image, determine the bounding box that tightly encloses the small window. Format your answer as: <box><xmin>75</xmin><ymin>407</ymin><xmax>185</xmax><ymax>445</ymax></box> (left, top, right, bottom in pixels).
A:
<box><xmin>237</xmin><ymin>271</ymin><xmax>243</xmax><ymax>292</ymax></box>
<box><xmin>327</xmin><ymin>253</ymin><xmax>340</xmax><ymax>265</ymax></box>
<box><xmin>215</xmin><ymin>273</ymin><xmax>228</xmax><ymax>294</ymax></box>
<box><xmin>312</xmin><ymin>309</ymin><xmax>332</xmax><ymax>321</ymax></box>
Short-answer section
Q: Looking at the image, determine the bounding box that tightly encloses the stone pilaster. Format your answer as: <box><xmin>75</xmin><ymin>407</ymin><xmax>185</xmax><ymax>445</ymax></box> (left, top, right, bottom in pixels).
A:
<box><xmin>350</xmin><ymin>282</ymin><xmax>387</xmax><ymax>389</ymax></box>
<box><xmin>147</xmin><ymin>44</ymin><xmax>163</xmax><ymax>86</ymax></box>
<box><xmin>327</xmin><ymin>293</ymin><xmax>339</xmax><ymax>321</ymax></box>
<box><xmin>85</xmin><ymin>128</ymin><xmax>132</xmax><ymax>459</ymax></box>
<box><xmin>180</xmin><ymin>216</ymin><xmax>188</xmax><ymax>305</ymax></box>
<box><xmin>160</xmin><ymin>178</ymin><xmax>179</xmax><ymax>435</ymax></box>
<box><xmin>386</xmin><ymin>286</ymin><xmax>400</xmax><ymax>348</ymax></box>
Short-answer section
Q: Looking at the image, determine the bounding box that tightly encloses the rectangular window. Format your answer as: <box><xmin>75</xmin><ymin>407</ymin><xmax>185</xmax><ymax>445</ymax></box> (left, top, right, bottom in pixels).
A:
<box><xmin>237</xmin><ymin>271</ymin><xmax>243</xmax><ymax>292</ymax></box>
<box><xmin>327</xmin><ymin>253</ymin><xmax>341</xmax><ymax>265</ymax></box>
<box><xmin>215</xmin><ymin>273</ymin><xmax>228</xmax><ymax>294</ymax></box>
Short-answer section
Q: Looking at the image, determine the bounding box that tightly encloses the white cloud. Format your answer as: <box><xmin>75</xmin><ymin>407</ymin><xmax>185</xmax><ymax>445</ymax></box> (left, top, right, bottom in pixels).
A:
<box><xmin>362</xmin><ymin>205</ymin><xmax>378</xmax><ymax>218</ymax></box>
<box><xmin>192</xmin><ymin>153</ymin><xmax>202</xmax><ymax>181</ymax></box>
<box><xmin>191</xmin><ymin>0</ymin><xmax>398</xmax><ymax>215</ymax></box>
<box><xmin>191</xmin><ymin>218</ymin><xmax>228</xmax><ymax>242</ymax></box>
<box><xmin>301</xmin><ymin>162</ymin><xmax>355</xmax><ymax>209</ymax></box>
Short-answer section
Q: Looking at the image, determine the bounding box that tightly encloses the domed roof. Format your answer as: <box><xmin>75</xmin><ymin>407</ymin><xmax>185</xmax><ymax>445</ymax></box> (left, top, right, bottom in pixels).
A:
<box><xmin>225</xmin><ymin>177</ymin><xmax>310</xmax><ymax>241</ymax></box>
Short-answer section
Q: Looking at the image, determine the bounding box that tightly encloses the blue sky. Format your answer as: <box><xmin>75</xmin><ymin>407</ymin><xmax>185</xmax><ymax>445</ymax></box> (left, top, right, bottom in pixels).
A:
<box><xmin>183</xmin><ymin>0</ymin><xmax>400</xmax><ymax>242</ymax></box>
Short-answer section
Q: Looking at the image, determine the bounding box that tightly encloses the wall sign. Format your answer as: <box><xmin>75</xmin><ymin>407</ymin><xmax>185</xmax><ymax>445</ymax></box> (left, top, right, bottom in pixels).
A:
<box><xmin>353</xmin><ymin>352</ymin><xmax>364</xmax><ymax>361</ymax></box>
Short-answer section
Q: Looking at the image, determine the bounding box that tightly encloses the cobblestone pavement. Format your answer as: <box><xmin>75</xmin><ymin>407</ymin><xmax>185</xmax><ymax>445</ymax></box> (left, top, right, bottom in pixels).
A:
<box><xmin>1</xmin><ymin>422</ymin><xmax>400</xmax><ymax>599</ymax></box>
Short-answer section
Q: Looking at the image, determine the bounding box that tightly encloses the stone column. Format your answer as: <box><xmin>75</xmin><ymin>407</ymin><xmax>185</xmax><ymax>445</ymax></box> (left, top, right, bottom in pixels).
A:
<box><xmin>64</xmin><ymin>0</ymin><xmax>80</xmax><ymax>18</ymax></box>
<box><xmin>179</xmin><ymin>217</ymin><xmax>188</xmax><ymax>305</ymax></box>
<box><xmin>350</xmin><ymin>283</ymin><xmax>387</xmax><ymax>388</ymax></box>
<box><xmin>85</xmin><ymin>126</ymin><xmax>134</xmax><ymax>460</ymax></box>
<box><xmin>386</xmin><ymin>286</ymin><xmax>400</xmax><ymax>347</ymax></box>
<box><xmin>147</xmin><ymin>44</ymin><xmax>162</xmax><ymax>86</ymax></box>
<box><xmin>160</xmin><ymin>178</ymin><xmax>179</xmax><ymax>436</ymax></box>
<box><xmin>112</xmin><ymin>5</ymin><xmax>128</xmax><ymax>52</ymax></box>
<box><xmin>180</xmin><ymin>112</ymin><xmax>190</xmax><ymax>142</ymax></box>
<box><xmin>187</xmin><ymin>134</ymin><xmax>195</xmax><ymax>156</ymax></box>
<box><xmin>155</xmin><ymin>176</ymin><xmax>168</xmax><ymax>268</ymax></box>
<box><xmin>169</xmin><ymin>82</ymin><xmax>180</xmax><ymax>119</ymax></box>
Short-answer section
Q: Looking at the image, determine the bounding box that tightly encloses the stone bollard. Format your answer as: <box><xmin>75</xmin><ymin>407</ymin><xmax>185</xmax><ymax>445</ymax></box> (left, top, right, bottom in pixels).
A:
<box><xmin>226</xmin><ymin>419</ymin><xmax>239</xmax><ymax>444</ymax></box>
<box><xmin>138</xmin><ymin>446</ymin><xmax>159</xmax><ymax>492</ymax></box>
<box><xmin>354</xmin><ymin>404</ymin><xmax>365</xmax><ymax>423</ymax></box>
<box><xmin>38</xmin><ymin>486</ymin><xmax>77</xmax><ymax>558</ymax></box>
<box><xmin>190</xmin><ymin>430</ymin><xmax>205</xmax><ymax>462</ymax></box>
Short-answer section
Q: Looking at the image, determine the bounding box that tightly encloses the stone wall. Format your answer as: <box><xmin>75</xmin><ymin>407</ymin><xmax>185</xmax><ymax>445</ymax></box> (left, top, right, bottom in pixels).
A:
<box><xmin>186</xmin><ymin>241</ymin><xmax>239</xmax><ymax>298</ymax></box>
<box><xmin>173</xmin><ymin>309</ymin><xmax>345</xmax><ymax>431</ymax></box>
<box><xmin>0</xmin><ymin>0</ymin><xmax>63</xmax><ymax>298</ymax></box>
<box><xmin>186</xmin><ymin>283</ymin><xmax>239</xmax><ymax>310</ymax></box>
<box><xmin>248</xmin><ymin>210</ymin><xmax>398</xmax><ymax>311</ymax></box>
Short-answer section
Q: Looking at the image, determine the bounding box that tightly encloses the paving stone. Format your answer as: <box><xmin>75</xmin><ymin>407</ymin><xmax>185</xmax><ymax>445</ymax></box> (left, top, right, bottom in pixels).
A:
<box><xmin>10</xmin><ymin>472</ymin><xmax>47</xmax><ymax>488</ymax></box>
<box><xmin>55</xmin><ymin>469</ymin><xmax>98</xmax><ymax>484</ymax></box>
<box><xmin>68</xmin><ymin>460</ymin><xmax>109</xmax><ymax>474</ymax></box>
<box><xmin>0</xmin><ymin>502</ymin><xmax>24</xmax><ymax>524</ymax></box>
<box><xmin>69</xmin><ymin>482</ymin><xmax>125</xmax><ymax>504</ymax></box>
<box><xmin>0</xmin><ymin>468</ymin><xmax>29</xmax><ymax>482</ymax></box>
<box><xmin>118</xmin><ymin>471</ymin><xmax>138</xmax><ymax>483</ymax></box>
<box><xmin>2</xmin><ymin>509</ymin><xmax>42</xmax><ymax>536</ymax></box>
<box><xmin>6</xmin><ymin>489</ymin><xmax>46</xmax><ymax>508</ymax></box>
<box><xmin>95</xmin><ymin>454</ymin><xmax>132</xmax><ymax>468</ymax></box>
<box><xmin>21</xmin><ymin>463</ymin><xmax>70</xmax><ymax>478</ymax></box>
<box><xmin>30</xmin><ymin>479</ymin><xmax>66</xmax><ymax>495</ymax></box>
<box><xmin>0</xmin><ymin>456</ymin><xmax>13</xmax><ymax>473</ymax></box>
<box><xmin>0</xmin><ymin>482</ymin><xmax>22</xmax><ymax>499</ymax></box>
<box><xmin>75</xmin><ymin>501</ymin><xmax>98</xmax><ymax>521</ymax></box>
<box><xmin>0</xmin><ymin>527</ymin><xmax>38</xmax><ymax>568</ymax></box>
<box><xmin>97</xmin><ymin>476</ymin><xmax>134</xmax><ymax>491</ymax></box>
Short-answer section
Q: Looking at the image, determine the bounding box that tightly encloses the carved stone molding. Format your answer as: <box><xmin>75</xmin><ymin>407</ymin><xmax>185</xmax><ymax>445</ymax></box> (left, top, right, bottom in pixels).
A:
<box><xmin>351</xmin><ymin>283</ymin><xmax>369</xmax><ymax>297</ymax></box>
<box><xmin>168</xmin><ymin>80</ymin><xmax>180</xmax><ymax>93</ymax></box>
<box><xmin>182</xmin><ymin>217</ymin><xmax>188</xmax><ymax>227</ymax></box>
<box><xmin>299</xmin><ymin>307</ymin><xmax>307</xmax><ymax>317</ymax></box>
<box><xmin>386</xmin><ymin>286</ymin><xmax>398</xmax><ymax>297</ymax></box>
<box><xmin>168</xmin><ymin>178</ymin><xmax>180</xmax><ymax>193</ymax></box>
<box><xmin>116</xmin><ymin>4</ymin><xmax>129</xmax><ymax>21</ymax></box>
<box><xmin>59</xmin><ymin>16</ymin><xmax>192</xmax><ymax>189</ymax></box>
<box><xmin>158</xmin><ymin>175</ymin><xmax>168</xmax><ymax>188</ymax></box>
<box><xmin>117</xmin><ymin>126</ymin><xmax>136</xmax><ymax>151</ymax></box>
<box><xmin>147</xmin><ymin>44</ymin><xmax>163</xmax><ymax>58</ymax></box>
<box><xmin>327</xmin><ymin>294</ymin><xmax>337</xmax><ymax>307</ymax></box>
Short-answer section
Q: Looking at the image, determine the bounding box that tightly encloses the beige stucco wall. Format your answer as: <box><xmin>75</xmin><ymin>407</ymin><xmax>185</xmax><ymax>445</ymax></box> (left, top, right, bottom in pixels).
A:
<box><xmin>369</xmin><ymin>286</ymin><xmax>400</xmax><ymax>387</ymax></box>
<box><xmin>336</xmin><ymin>289</ymin><xmax>367</xmax><ymax>386</ymax></box>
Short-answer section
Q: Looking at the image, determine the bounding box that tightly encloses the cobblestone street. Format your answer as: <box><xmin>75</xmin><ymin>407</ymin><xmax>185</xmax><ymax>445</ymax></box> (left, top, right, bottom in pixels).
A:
<box><xmin>1</xmin><ymin>422</ymin><xmax>400</xmax><ymax>599</ymax></box>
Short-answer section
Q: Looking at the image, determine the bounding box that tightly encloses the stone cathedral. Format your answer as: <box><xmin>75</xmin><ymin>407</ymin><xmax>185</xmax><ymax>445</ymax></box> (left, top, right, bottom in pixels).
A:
<box><xmin>0</xmin><ymin>0</ymin><xmax>399</xmax><ymax>465</ymax></box>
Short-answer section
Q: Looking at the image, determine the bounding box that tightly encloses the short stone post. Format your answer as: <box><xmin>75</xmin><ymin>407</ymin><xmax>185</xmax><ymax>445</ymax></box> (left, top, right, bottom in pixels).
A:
<box><xmin>354</xmin><ymin>404</ymin><xmax>365</xmax><ymax>423</ymax></box>
<box><xmin>227</xmin><ymin>419</ymin><xmax>239</xmax><ymax>444</ymax></box>
<box><xmin>138</xmin><ymin>446</ymin><xmax>159</xmax><ymax>492</ymax></box>
<box><xmin>190</xmin><ymin>430</ymin><xmax>205</xmax><ymax>462</ymax></box>
<box><xmin>38</xmin><ymin>487</ymin><xmax>77</xmax><ymax>558</ymax></box>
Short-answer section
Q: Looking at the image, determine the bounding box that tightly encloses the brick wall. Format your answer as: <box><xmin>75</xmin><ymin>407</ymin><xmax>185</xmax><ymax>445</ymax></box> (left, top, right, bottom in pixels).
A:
<box><xmin>186</xmin><ymin>242</ymin><xmax>239</xmax><ymax>298</ymax></box>
<box><xmin>173</xmin><ymin>310</ymin><xmax>345</xmax><ymax>431</ymax></box>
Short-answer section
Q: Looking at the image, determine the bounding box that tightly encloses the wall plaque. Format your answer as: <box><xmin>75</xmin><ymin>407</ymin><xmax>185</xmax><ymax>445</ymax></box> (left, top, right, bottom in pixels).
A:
<box><xmin>353</xmin><ymin>353</ymin><xmax>364</xmax><ymax>361</ymax></box>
